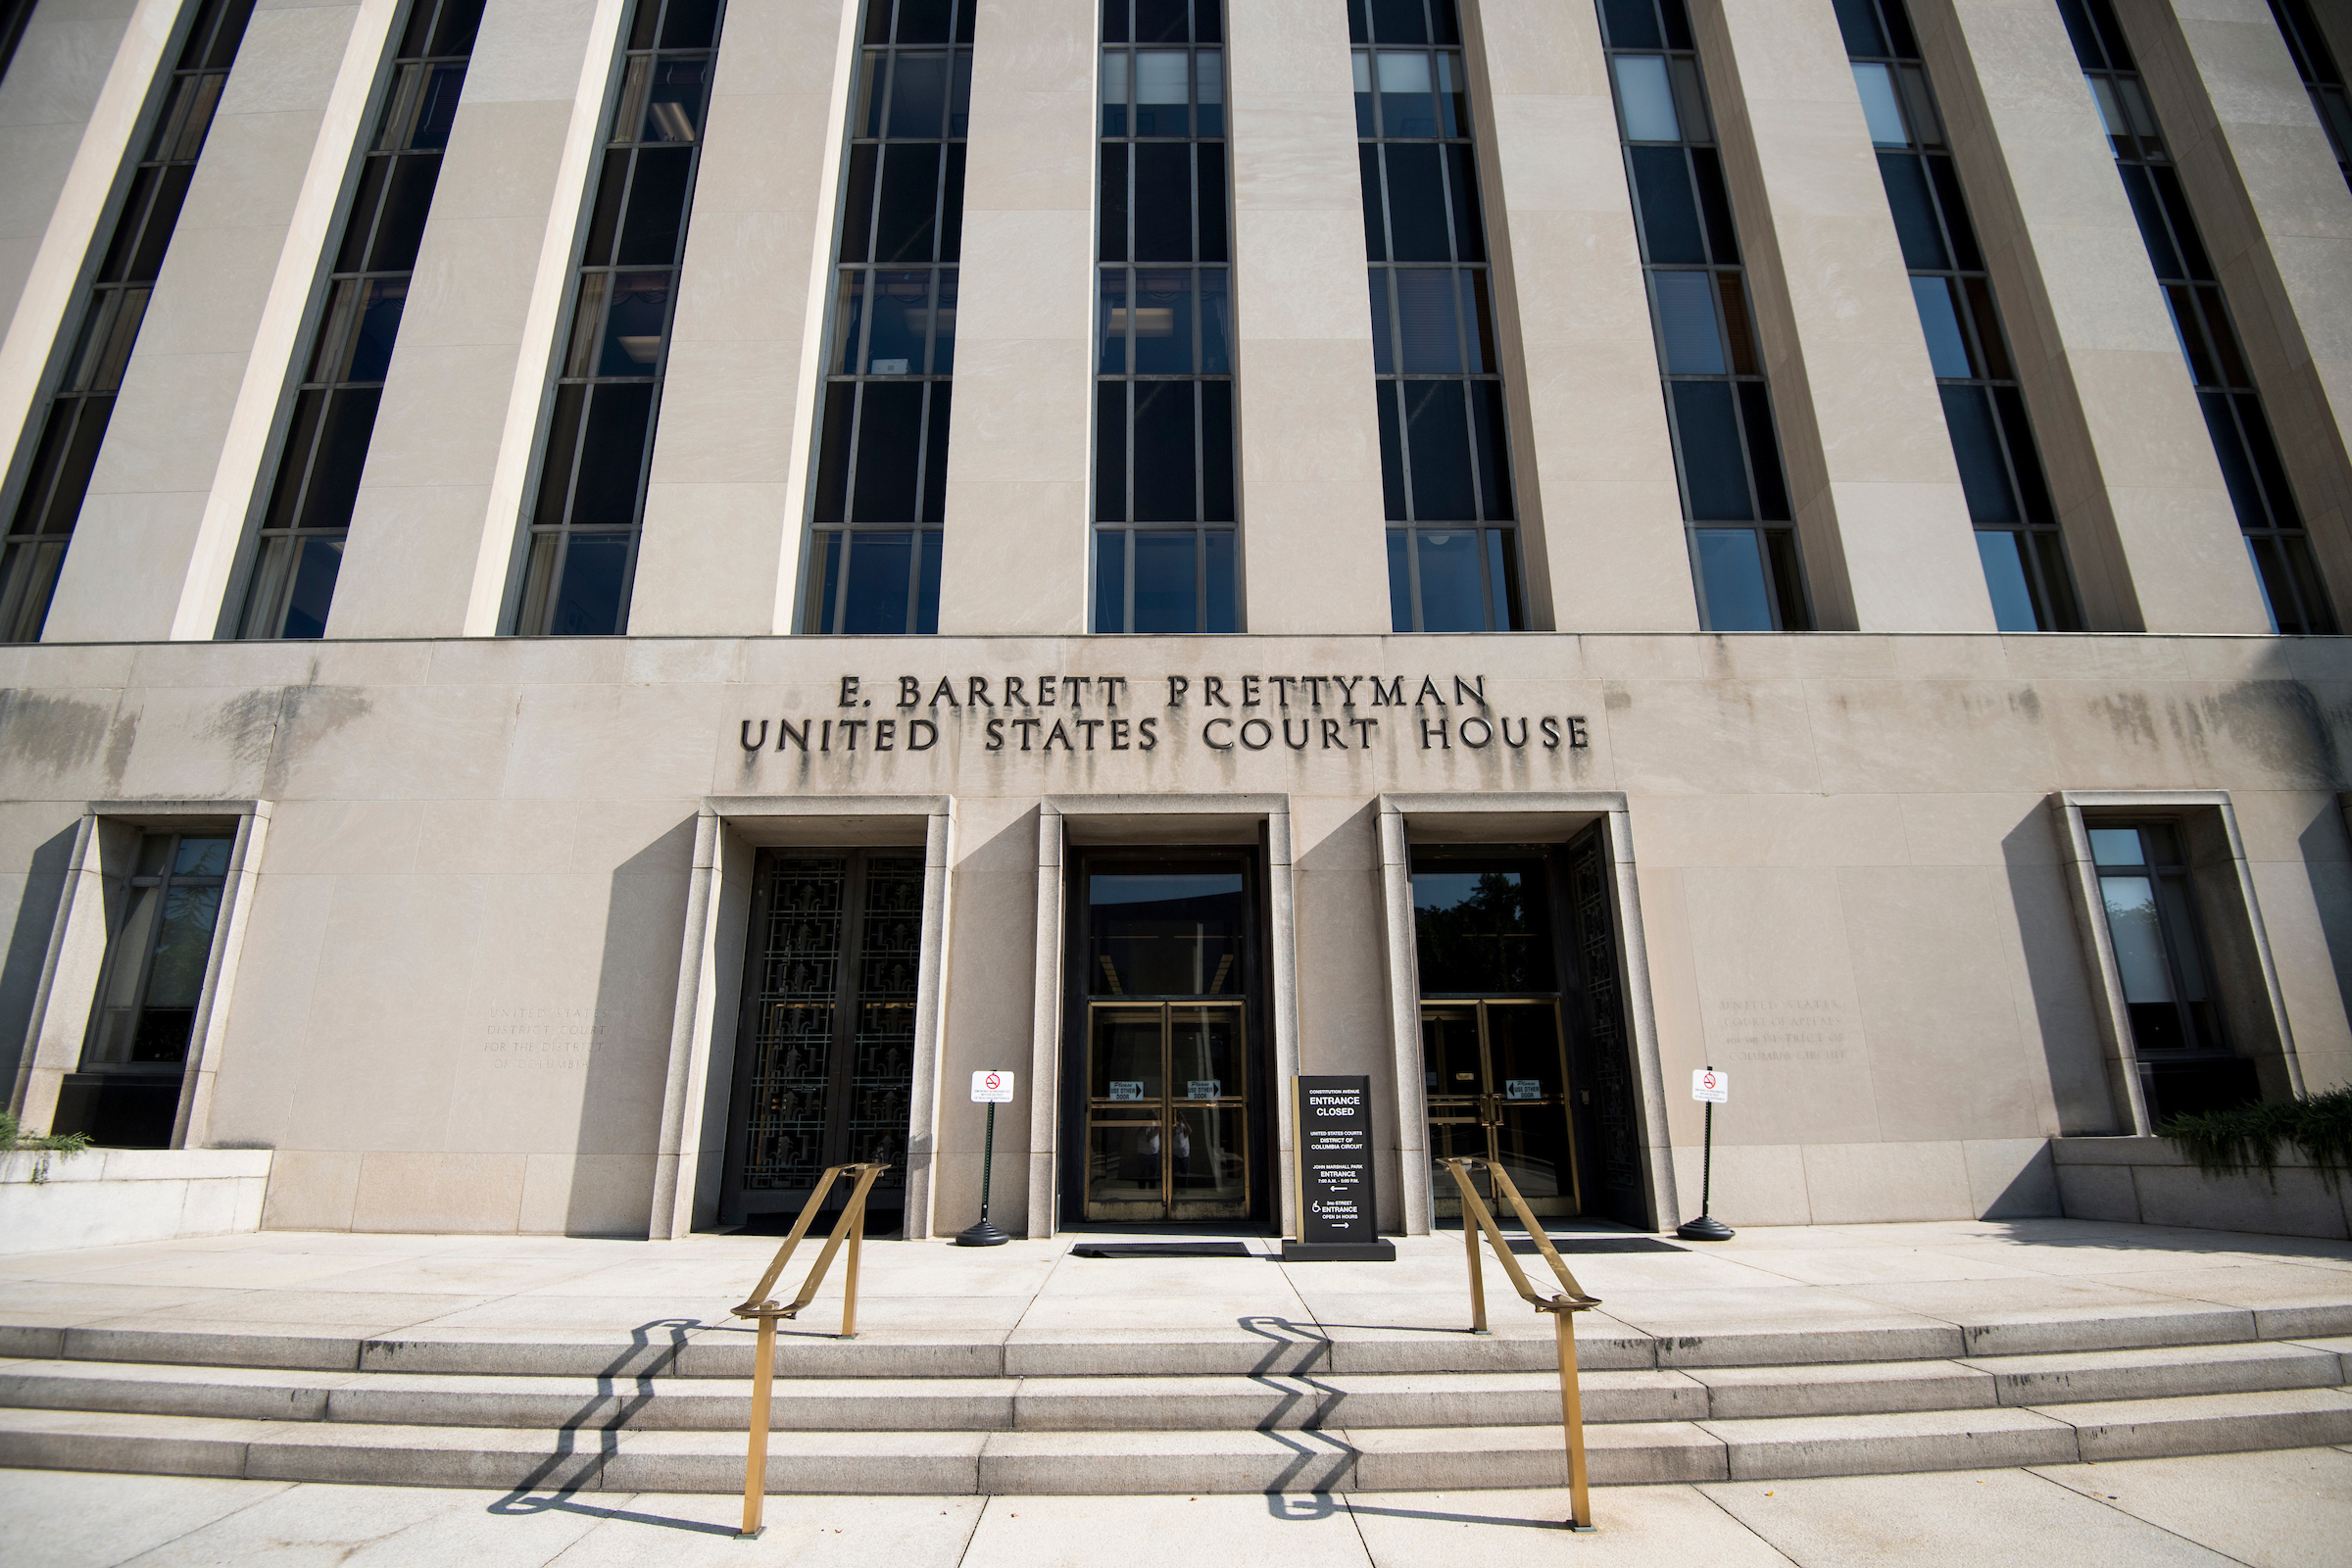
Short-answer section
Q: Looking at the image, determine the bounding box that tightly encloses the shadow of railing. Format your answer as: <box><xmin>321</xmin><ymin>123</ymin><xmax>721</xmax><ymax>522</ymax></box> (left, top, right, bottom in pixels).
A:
<box><xmin>485</xmin><ymin>1315</ymin><xmax>734</xmax><ymax>1535</ymax></box>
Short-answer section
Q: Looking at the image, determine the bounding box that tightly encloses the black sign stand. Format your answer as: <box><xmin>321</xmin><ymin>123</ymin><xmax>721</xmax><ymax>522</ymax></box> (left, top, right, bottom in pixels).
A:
<box><xmin>1282</xmin><ymin>1075</ymin><xmax>1396</xmax><ymax>1261</ymax></box>
<box><xmin>1676</xmin><ymin>1065</ymin><xmax>1734</xmax><ymax>1242</ymax></box>
<box><xmin>955</xmin><ymin>1101</ymin><xmax>1009</xmax><ymax>1247</ymax></box>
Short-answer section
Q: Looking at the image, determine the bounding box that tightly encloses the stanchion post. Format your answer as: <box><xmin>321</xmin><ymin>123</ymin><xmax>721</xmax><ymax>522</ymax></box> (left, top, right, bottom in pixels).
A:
<box><xmin>739</xmin><ymin>1313</ymin><xmax>775</xmax><ymax>1539</ymax></box>
<box><xmin>729</xmin><ymin>1160</ymin><xmax>889</xmax><ymax>1541</ymax></box>
<box><xmin>1464</xmin><ymin>1202</ymin><xmax>1489</xmax><ymax>1335</ymax></box>
<box><xmin>843</xmin><ymin>1218</ymin><xmax>862</xmax><ymax>1341</ymax></box>
<box><xmin>1552</xmin><ymin>1307</ymin><xmax>1592</xmax><ymax>1531</ymax></box>
<box><xmin>1677</xmin><ymin>1066</ymin><xmax>1736</xmax><ymax>1242</ymax></box>
<box><xmin>1438</xmin><ymin>1156</ymin><xmax>1603</xmax><ymax>1532</ymax></box>
<box><xmin>956</xmin><ymin>1075</ymin><xmax>1012</xmax><ymax>1247</ymax></box>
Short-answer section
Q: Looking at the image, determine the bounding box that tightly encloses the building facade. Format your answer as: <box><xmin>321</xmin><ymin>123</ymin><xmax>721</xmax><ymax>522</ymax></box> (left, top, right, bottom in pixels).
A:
<box><xmin>1</xmin><ymin>0</ymin><xmax>2349</xmax><ymax>1239</ymax></box>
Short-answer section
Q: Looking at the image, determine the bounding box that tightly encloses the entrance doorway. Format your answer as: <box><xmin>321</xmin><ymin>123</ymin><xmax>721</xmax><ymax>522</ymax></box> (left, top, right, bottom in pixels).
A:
<box><xmin>721</xmin><ymin>849</ymin><xmax>921</xmax><ymax>1233</ymax></box>
<box><xmin>1084</xmin><ymin>1002</ymin><xmax>1250</xmax><ymax>1220</ymax></box>
<box><xmin>1411</xmin><ymin>844</ymin><xmax>1620</xmax><ymax>1225</ymax></box>
<box><xmin>1423</xmin><ymin>1001</ymin><xmax>1579</xmax><ymax>1218</ymax></box>
<box><xmin>1063</xmin><ymin>850</ymin><xmax>1268</xmax><ymax>1226</ymax></box>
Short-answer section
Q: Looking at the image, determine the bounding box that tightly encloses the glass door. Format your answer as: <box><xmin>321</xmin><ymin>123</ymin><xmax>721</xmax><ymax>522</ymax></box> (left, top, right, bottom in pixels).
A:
<box><xmin>1085</xmin><ymin>1000</ymin><xmax>1249</xmax><ymax>1221</ymax></box>
<box><xmin>1423</xmin><ymin>999</ymin><xmax>1581</xmax><ymax>1220</ymax></box>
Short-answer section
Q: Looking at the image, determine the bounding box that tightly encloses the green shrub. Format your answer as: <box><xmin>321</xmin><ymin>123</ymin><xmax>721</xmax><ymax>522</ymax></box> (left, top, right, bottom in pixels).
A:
<box><xmin>0</xmin><ymin>1109</ymin><xmax>93</xmax><ymax>1184</ymax></box>
<box><xmin>2158</xmin><ymin>1086</ymin><xmax>2352</xmax><ymax>1191</ymax></box>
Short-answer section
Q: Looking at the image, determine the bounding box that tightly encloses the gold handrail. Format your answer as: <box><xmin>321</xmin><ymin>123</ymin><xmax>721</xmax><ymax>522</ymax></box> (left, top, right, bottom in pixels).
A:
<box><xmin>730</xmin><ymin>1161</ymin><xmax>887</xmax><ymax>1541</ymax></box>
<box><xmin>1437</xmin><ymin>1156</ymin><xmax>1603</xmax><ymax>1533</ymax></box>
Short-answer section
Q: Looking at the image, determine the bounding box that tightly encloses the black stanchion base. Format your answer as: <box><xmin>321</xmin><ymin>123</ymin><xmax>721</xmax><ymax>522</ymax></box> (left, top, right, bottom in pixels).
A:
<box><xmin>954</xmin><ymin>1220</ymin><xmax>1011</xmax><ymax>1248</ymax></box>
<box><xmin>1675</xmin><ymin>1215</ymin><xmax>1736</xmax><ymax>1242</ymax></box>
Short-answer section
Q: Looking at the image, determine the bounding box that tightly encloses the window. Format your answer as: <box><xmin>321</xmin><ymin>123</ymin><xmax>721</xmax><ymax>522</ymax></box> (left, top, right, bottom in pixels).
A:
<box><xmin>1093</xmin><ymin>0</ymin><xmax>1235</xmax><ymax>634</ymax></box>
<box><xmin>2060</xmin><ymin>0</ymin><xmax>2333</xmax><ymax>635</ymax></box>
<box><xmin>2269</xmin><ymin>0</ymin><xmax>2351</xmax><ymax>195</ymax></box>
<box><xmin>1838</xmin><ymin>0</ymin><xmax>2080</xmax><ymax>632</ymax></box>
<box><xmin>0</xmin><ymin>0</ymin><xmax>256</xmax><ymax>644</ymax></box>
<box><xmin>803</xmin><ymin>0</ymin><xmax>973</xmax><ymax>635</ymax></box>
<box><xmin>1598</xmin><ymin>0</ymin><xmax>1808</xmax><ymax>632</ymax></box>
<box><xmin>514</xmin><ymin>0</ymin><xmax>724</xmax><ymax>636</ymax></box>
<box><xmin>234</xmin><ymin>0</ymin><xmax>485</xmax><ymax>640</ymax></box>
<box><xmin>2085</xmin><ymin>819</ymin><xmax>2262</xmax><ymax>1123</ymax></box>
<box><xmin>57</xmin><ymin>830</ymin><xmax>233</xmax><ymax>1148</ymax></box>
<box><xmin>1353</xmin><ymin>0</ymin><xmax>1520</xmax><ymax>633</ymax></box>
<box><xmin>2089</xmin><ymin>822</ymin><xmax>2222</xmax><ymax>1054</ymax></box>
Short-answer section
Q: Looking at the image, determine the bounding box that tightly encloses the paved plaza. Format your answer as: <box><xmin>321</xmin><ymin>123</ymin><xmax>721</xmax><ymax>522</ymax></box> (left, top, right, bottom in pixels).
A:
<box><xmin>5</xmin><ymin>1216</ymin><xmax>2352</xmax><ymax>1561</ymax></box>
<box><xmin>1</xmin><ymin>1449</ymin><xmax>2348</xmax><ymax>1567</ymax></box>
<box><xmin>5</xmin><ymin>1215</ymin><xmax>2352</xmax><ymax>1360</ymax></box>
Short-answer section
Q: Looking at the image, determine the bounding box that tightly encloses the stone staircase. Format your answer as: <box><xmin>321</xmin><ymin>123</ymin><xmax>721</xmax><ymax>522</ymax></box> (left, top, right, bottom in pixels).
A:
<box><xmin>4</xmin><ymin>1303</ymin><xmax>2351</xmax><ymax>1494</ymax></box>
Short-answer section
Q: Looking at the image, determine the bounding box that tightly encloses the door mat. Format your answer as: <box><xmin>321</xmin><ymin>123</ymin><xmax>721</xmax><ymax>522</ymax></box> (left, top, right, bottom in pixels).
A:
<box><xmin>1505</xmin><ymin>1237</ymin><xmax>1685</xmax><ymax>1254</ymax></box>
<box><xmin>1070</xmin><ymin>1242</ymin><xmax>1256</xmax><ymax>1258</ymax></box>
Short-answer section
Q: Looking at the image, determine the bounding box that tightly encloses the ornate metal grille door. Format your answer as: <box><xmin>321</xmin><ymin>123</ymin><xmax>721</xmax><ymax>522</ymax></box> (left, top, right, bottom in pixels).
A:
<box><xmin>724</xmin><ymin>850</ymin><xmax>922</xmax><ymax>1226</ymax></box>
<box><xmin>1566</xmin><ymin>825</ymin><xmax>1642</xmax><ymax>1214</ymax></box>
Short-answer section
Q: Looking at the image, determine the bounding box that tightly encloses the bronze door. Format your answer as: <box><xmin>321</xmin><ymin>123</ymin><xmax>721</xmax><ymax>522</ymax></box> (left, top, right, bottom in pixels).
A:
<box><xmin>1423</xmin><ymin>999</ymin><xmax>1581</xmax><ymax>1219</ymax></box>
<box><xmin>1085</xmin><ymin>1001</ymin><xmax>1249</xmax><ymax>1221</ymax></box>
<box><xmin>723</xmin><ymin>850</ymin><xmax>922</xmax><ymax>1225</ymax></box>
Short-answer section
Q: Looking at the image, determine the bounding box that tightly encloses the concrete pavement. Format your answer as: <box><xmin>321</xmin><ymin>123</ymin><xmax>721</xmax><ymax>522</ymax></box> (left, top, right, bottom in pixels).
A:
<box><xmin>3</xmin><ymin>1447</ymin><xmax>2349</xmax><ymax>1566</ymax></box>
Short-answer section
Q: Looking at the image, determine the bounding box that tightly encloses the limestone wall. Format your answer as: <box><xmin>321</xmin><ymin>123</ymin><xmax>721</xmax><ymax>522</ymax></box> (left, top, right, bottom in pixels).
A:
<box><xmin>0</xmin><ymin>629</ymin><xmax>2345</xmax><ymax>1235</ymax></box>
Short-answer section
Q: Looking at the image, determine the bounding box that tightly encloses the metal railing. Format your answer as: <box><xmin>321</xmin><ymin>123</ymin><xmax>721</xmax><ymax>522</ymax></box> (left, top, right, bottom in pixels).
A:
<box><xmin>729</xmin><ymin>1160</ymin><xmax>887</xmax><ymax>1540</ymax></box>
<box><xmin>1436</xmin><ymin>1155</ymin><xmax>1603</xmax><ymax>1533</ymax></box>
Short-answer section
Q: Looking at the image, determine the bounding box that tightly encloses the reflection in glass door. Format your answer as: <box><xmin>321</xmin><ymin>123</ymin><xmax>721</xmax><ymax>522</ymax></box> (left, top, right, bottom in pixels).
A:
<box><xmin>1424</xmin><ymin>1000</ymin><xmax>1580</xmax><ymax>1218</ymax></box>
<box><xmin>1085</xmin><ymin>1001</ymin><xmax>1249</xmax><ymax>1221</ymax></box>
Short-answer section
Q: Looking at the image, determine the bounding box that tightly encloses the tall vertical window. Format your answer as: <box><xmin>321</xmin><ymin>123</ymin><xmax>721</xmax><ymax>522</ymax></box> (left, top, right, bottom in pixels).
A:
<box><xmin>1093</xmin><ymin>0</ymin><xmax>1233</xmax><ymax>634</ymax></box>
<box><xmin>1354</xmin><ymin>0</ymin><xmax>1518</xmax><ymax>634</ymax></box>
<box><xmin>803</xmin><ymin>0</ymin><xmax>972</xmax><ymax>636</ymax></box>
<box><xmin>515</xmin><ymin>0</ymin><xmax>723</xmax><ymax>636</ymax></box>
<box><xmin>0</xmin><ymin>0</ymin><xmax>256</xmax><ymax>644</ymax></box>
<box><xmin>1839</xmin><ymin>0</ymin><xmax>2081</xmax><ymax>633</ymax></box>
<box><xmin>62</xmin><ymin>830</ymin><xmax>232</xmax><ymax>1149</ymax></box>
<box><xmin>235</xmin><ymin>0</ymin><xmax>484</xmax><ymax>641</ymax></box>
<box><xmin>1598</xmin><ymin>0</ymin><xmax>1808</xmax><ymax>633</ymax></box>
<box><xmin>2061</xmin><ymin>0</ymin><xmax>2333</xmax><ymax>635</ymax></box>
<box><xmin>2270</xmin><ymin>0</ymin><xmax>2351</xmax><ymax>193</ymax></box>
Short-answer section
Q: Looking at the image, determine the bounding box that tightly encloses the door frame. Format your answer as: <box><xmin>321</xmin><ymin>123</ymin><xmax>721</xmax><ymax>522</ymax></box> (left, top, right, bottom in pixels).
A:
<box><xmin>1056</xmin><ymin>841</ymin><xmax>1273</xmax><ymax>1229</ymax></box>
<box><xmin>1377</xmin><ymin>793</ymin><xmax>1676</xmax><ymax>1235</ymax></box>
<box><xmin>717</xmin><ymin>846</ymin><xmax>925</xmax><ymax>1229</ymax></box>
<box><xmin>650</xmin><ymin>796</ymin><xmax>952</xmax><ymax>1241</ymax></box>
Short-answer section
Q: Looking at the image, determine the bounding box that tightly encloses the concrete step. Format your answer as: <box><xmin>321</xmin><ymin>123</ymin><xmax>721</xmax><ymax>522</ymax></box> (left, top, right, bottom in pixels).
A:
<box><xmin>3</xmin><ymin>1386</ymin><xmax>2349</xmax><ymax>1494</ymax></box>
<box><xmin>9</xmin><ymin>1300</ymin><xmax>2339</xmax><ymax>1382</ymax></box>
<box><xmin>2</xmin><ymin>1341</ymin><xmax>2338</xmax><ymax>1432</ymax></box>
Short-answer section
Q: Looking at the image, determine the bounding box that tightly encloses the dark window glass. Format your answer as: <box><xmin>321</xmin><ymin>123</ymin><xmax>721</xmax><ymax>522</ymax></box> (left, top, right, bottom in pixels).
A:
<box><xmin>1604</xmin><ymin>0</ymin><xmax>1806</xmax><ymax>628</ymax></box>
<box><xmin>1844</xmin><ymin>1</ymin><xmax>2080</xmax><ymax>631</ymax></box>
<box><xmin>1362</xmin><ymin>0</ymin><xmax>1523</xmax><ymax>632</ymax></box>
<box><xmin>1095</xmin><ymin>0</ymin><xmax>1235</xmax><ymax>633</ymax></box>
<box><xmin>801</xmin><ymin>0</ymin><xmax>970</xmax><ymax>635</ymax></box>
<box><xmin>2268</xmin><ymin>0</ymin><xmax>2352</xmax><ymax>194</ymax></box>
<box><xmin>516</xmin><ymin>0</ymin><xmax>726</xmax><ymax>635</ymax></box>
<box><xmin>2060</xmin><ymin>0</ymin><xmax>2330</xmax><ymax>632</ymax></box>
<box><xmin>2</xmin><ymin>0</ymin><xmax>258</xmax><ymax>641</ymax></box>
<box><xmin>1411</xmin><ymin>858</ymin><xmax>1557</xmax><ymax>994</ymax></box>
<box><xmin>235</xmin><ymin>0</ymin><xmax>485</xmax><ymax>639</ymax></box>
<box><xmin>2088</xmin><ymin>821</ymin><xmax>2230</xmax><ymax>1078</ymax></box>
<box><xmin>53</xmin><ymin>829</ymin><xmax>236</xmax><ymax>1149</ymax></box>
